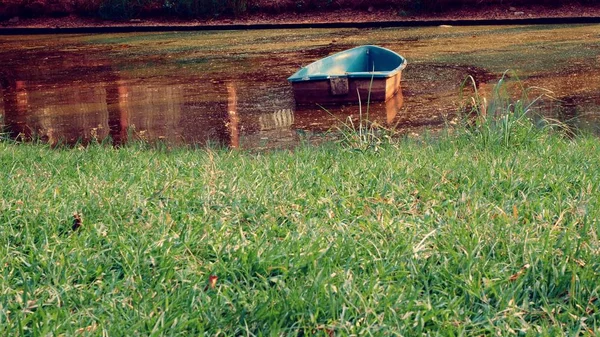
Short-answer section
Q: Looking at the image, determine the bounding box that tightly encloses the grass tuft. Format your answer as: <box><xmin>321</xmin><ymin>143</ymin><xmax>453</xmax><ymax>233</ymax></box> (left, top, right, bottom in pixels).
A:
<box><xmin>456</xmin><ymin>71</ymin><xmax>568</xmax><ymax>150</ymax></box>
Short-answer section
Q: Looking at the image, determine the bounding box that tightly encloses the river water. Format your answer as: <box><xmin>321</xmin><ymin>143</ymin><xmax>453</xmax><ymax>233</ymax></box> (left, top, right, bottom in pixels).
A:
<box><xmin>1</xmin><ymin>25</ymin><xmax>599</xmax><ymax>149</ymax></box>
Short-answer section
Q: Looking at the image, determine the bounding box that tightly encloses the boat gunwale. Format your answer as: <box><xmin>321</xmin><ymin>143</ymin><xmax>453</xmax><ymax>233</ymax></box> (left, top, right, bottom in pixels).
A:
<box><xmin>287</xmin><ymin>45</ymin><xmax>407</xmax><ymax>83</ymax></box>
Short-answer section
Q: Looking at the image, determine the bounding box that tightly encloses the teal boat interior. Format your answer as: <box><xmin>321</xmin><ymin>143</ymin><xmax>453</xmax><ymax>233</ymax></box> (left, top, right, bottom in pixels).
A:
<box><xmin>288</xmin><ymin>45</ymin><xmax>407</xmax><ymax>82</ymax></box>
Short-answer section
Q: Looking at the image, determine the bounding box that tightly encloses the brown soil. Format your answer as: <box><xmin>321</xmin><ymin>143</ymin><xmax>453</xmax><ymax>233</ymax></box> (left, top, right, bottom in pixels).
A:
<box><xmin>2</xmin><ymin>4</ymin><xmax>600</xmax><ymax>28</ymax></box>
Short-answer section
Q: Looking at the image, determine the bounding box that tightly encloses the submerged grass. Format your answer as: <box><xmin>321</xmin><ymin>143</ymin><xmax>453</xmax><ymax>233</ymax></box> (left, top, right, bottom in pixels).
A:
<box><xmin>1</xmin><ymin>79</ymin><xmax>600</xmax><ymax>335</ymax></box>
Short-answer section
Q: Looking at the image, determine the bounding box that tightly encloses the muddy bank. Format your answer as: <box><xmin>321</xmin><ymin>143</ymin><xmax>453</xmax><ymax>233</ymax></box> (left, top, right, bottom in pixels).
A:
<box><xmin>2</xmin><ymin>3</ymin><xmax>600</xmax><ymax>29</ymax></box>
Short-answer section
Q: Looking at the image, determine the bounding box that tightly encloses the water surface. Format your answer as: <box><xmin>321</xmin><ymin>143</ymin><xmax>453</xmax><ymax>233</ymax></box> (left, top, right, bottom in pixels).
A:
<box><xmin>1</xmin><ymin>25</ymin><xmax>599</xmax><ymax>148</ymax></box>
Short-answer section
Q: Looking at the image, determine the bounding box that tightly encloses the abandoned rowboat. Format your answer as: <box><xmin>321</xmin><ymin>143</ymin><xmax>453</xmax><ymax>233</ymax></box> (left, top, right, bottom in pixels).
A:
<box><xmin>288</xmin><ymin>45</ymin><xmax>407</xmax><ymax>105</ymax></box>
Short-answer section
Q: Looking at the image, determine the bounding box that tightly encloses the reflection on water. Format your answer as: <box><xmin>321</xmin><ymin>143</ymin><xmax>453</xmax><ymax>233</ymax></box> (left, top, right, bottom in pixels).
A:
<box><xmin>0</xmin><ymin>68</ymin><xmax>405</xmax><ymax>149</ymax></box>
<box><xmin>539</xmin><ymin>95</ymin><xmax>600</xmax><ymax>136</ymax></box>
<box><xmin>227</xmin><ymin>82</ymin><xmax>239</xmax><ymax>148</ymax></box>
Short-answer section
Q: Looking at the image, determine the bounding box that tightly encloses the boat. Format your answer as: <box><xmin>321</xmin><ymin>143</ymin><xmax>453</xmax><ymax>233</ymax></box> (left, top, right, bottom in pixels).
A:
<box><xmin>288</xmin><ymin>45</ymin><xmax>407</xmax><ymax>105</ymax></box>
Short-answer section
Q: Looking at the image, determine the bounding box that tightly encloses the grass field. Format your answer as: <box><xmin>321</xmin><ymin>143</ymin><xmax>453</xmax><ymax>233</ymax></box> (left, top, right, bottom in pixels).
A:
<box><xmin>1</xmin><ymin>83</ymin><xmax>600</xmax><ymax>335</ymax></box>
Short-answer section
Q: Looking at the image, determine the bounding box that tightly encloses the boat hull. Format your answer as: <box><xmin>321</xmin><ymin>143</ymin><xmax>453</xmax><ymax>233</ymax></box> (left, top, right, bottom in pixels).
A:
<box><xmin>291</xmin><ymin>71</ymin><xmax>402</xmax><ymax>105</ymax></box>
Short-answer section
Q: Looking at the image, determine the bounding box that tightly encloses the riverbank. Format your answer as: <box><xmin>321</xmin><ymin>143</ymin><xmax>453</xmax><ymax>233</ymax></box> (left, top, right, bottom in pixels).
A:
<box><xmin>2</xmin><ymin>108</ymin><xmax>600</xmax><ymax>334</ymax></box>
<box><xmin>2</xmin><ymin>3</ymin><xmax>600</xmax><ymax>29</ymax></box>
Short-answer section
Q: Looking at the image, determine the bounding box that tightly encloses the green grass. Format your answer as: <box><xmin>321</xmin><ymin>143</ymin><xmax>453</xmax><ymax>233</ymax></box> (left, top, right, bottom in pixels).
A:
<box><xmin>2</xmin><ymin>83</ymin><xmax>600</xmax><ymax>335</ymax></box>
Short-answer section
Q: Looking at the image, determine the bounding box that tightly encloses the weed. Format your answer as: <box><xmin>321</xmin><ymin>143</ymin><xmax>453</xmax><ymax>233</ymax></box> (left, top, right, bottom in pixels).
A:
<box><xmin>328</xmin><ymin>74</ymin><xmax>398</xmax><ymax>151</ymax></box>
<box><xmin>457</xmin><ymin>71</ymin><xmax>562</xmax><ymax>149</ymax></box>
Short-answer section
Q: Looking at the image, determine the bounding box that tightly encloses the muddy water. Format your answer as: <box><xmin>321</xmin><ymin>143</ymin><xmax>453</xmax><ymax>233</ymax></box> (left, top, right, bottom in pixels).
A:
<box><xmin>1</xmin><ymin>25</ymin><xmax>599</xmax><ymax>148</ymax></box>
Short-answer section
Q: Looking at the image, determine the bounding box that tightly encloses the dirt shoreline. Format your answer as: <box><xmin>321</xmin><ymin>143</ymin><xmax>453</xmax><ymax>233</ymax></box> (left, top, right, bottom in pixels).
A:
<box><xmin>2</xmin><ymin>4</ymin><xmax>600</xmax><ymax>29</ymax></box>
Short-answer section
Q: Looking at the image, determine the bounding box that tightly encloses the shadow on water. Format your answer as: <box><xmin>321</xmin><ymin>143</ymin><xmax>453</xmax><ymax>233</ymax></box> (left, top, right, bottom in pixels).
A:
<box><xmin>1</xmin><ymin>26</ymin><xmax>600</xmax><ymax>149</ymax></box>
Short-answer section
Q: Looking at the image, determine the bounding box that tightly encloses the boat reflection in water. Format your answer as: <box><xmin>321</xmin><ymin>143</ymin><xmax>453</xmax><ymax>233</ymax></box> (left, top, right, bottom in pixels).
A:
<box><xmin>291</xmin><ymin>90</ymin><xmax>403</xmax><ymax>131</ymax></box>
<box><xmin>0</xmin><ymin>72</ymin><xmax>405</xmax><ymax>149</ymax></box>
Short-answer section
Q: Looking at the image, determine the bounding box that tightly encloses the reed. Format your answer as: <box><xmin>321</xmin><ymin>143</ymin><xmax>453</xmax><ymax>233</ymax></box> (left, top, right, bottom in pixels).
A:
<box><xmin>329</xmin><ymin>74</ymin><xmax>397</xmax><ymax>152</ymax></box>
<box><xmin>454</xmin><ymin>71</ymin><xmax>570</xmax><ymax>150</ymax></box>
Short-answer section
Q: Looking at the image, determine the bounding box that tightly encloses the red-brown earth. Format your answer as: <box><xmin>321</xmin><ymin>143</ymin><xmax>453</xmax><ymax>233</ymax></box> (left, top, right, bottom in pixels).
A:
<box><xmin>1</xmin><ymin>3</ymin><xmax>599</xmax><ymax>28</ymax></box>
